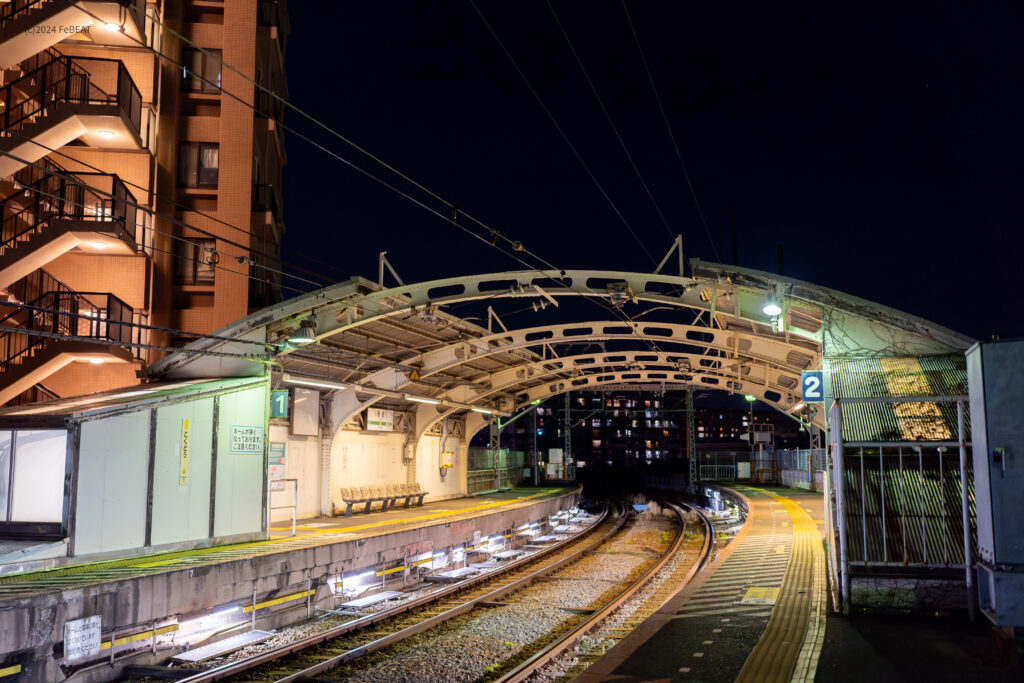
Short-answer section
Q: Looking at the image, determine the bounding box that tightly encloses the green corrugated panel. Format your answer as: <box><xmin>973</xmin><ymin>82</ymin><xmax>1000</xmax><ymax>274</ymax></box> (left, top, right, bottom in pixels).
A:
<box><xmin>829</xmin><ymin>355</ymin><xmax>969</xmax><ymax>442</ymax></box>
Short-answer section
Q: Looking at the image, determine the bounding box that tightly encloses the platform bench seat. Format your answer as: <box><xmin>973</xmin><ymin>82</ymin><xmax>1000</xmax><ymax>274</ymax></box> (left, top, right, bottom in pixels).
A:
<box><xmin>338</xmin><ymin>483</ymin><xmax>429</xmax><ymax>517</ymax></box>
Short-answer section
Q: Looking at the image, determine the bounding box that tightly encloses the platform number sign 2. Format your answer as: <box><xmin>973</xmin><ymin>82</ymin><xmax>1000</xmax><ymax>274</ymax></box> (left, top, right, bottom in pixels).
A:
<box><xmin>801</xmin><ymin>371</ymin><xmax>824</xmax><ymax>403</ymax></box>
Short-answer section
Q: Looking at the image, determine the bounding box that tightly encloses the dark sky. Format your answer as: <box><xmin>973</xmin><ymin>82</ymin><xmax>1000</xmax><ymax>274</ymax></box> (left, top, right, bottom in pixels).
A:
<box><xmin>281</xmin><ymin>2</ymin><xmax>1023</xmax><ymax>343</ymax></box>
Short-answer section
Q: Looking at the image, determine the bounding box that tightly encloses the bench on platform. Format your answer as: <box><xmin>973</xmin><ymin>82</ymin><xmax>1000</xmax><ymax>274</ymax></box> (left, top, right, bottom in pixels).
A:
<box><xmin>338</xmin><ymin>483</ymin><xmax>429</xmax><ymax>517</ymax></box>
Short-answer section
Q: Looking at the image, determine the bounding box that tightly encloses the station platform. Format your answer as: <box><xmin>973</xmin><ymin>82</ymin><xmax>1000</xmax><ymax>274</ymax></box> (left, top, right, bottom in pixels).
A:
<box><xmin>0</xmin><ymin>486</ymin><xmax>574</xmax><ymax>601</ymax></box>
<box><xmin>581</xmin><ymin>485</ymin><xmax>827</xmax><ymax>682</ymax></box>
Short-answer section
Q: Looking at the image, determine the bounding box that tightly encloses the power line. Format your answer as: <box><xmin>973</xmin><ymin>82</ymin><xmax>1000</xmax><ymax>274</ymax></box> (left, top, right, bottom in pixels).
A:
<box><xmin>546</xmin><ymin>0</ymin><xmax>674</xmax><ymax>240</ymax></box>
<box><xmin>0</xmin><ymin>300</ymin><xmax>271</xmax><ymax>348</ymax></box>
<box><xmin>619</xmin><ymin>0</ymin><xmax>721</xmax><ymax>261</ymax></box>
<box><xmin>2</xmin><ymin>139</ymin><xmax>331</xmax><ymax>288</ymax></box>
<box><xmin>116</xmin><ymin>1</ymin><xmax>562</xmax><ymax>272</ymax></box>
<box><xmin>71</xmin><ymin>1</ymin><xmax>558</xmax><ymax>276</ymax></box>
<box><xmin>0</xmin><ymin>324</ymin><xmax>271</xmax><ymax>362</ymax></box>
<box><xmin>66</xmin><ymin>2</ymin><xmax>671</xmax><ymax>358</ymax></box>
<box><xmin>3</xmin><ymin>170</ymin><xmax>314</xmax><ymax>296</ymax></box>
<box><xmin>469</xmin><ymin>0</ymin><xmax>657</xmax><ymax>266</ymax></box>
<box><xmin>1</xmin><ymin>149</ymin><xmax>323</xmax><ymax>290</ymax></box>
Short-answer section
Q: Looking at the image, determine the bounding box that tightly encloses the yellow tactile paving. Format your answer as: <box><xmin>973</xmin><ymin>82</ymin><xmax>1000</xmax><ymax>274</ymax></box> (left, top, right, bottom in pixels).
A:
<box><xmin>0</xmin><ymin>488</ymin><xmax>571</xmax><ymax>596</ymax></box>
<box><xmin>735</xmin><ymin>488</ymin><xmax>827</xmax><ymax>683</ymax></box>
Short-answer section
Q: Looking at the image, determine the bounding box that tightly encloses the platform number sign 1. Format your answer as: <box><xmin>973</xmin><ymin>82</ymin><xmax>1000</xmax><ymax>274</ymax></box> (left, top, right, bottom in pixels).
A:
<box><xmin>801</xmin><ymin>371</ymin><xmax>824</xmax><ymax>403</ymax></box>
<box><xmin>271</xmin><ymin>389</ymin><xmax>289</xmax><ymax>419</ymax></box>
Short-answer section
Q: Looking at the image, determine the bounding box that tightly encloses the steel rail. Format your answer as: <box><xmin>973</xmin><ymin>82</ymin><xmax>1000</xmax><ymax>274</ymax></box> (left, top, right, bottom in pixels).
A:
<box><xmin>175</xmin><ymin>503</ymin><xmax>621</xmax><ymax>682</ymax></box>
<box><xmin>496</xmin><ymin>501</ymin><xmax>714</xmax><ymax>682</ymax></box>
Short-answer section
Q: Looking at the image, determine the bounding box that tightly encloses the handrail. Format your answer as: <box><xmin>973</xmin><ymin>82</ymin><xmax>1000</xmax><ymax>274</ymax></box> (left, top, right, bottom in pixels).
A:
<box><xmin>0</xmin><ymin>289</ymin><xmax>134</xmax><ymax>371</ymax></box>
<box><xmin>0</xmin><ymin>55</ymin><xmax>141</xmax><ymax>137</ymax></box>
<box><xmin>0</xmin><ymin>168</ymin><xmax>137</xmax><ymax>256</ymax></box>
<box><xmin>0</xmin><ymin>0</ymin><xmax>146</xmax><ymax>31</ymax></box>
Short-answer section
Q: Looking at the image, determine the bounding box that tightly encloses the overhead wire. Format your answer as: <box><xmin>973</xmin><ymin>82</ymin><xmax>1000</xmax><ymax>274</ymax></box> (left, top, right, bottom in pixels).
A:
<box><xmin>619</xmin><ymin>0</ymin><xmax>721</xmax><ymax>261</ymax></box>
<box><xmin>1</xmin><ymin>167</ymin><xmax>316</xmax><ymax>296</ymax></box>
<box><xmin>2</xmin><ymin>139</ymin><xmax>331</xmax><ymax>289</ymax></box>
<box><xmin>67</xmin><ymin>1</ymin><xmax>672</xmax><ymax>359</ymax></box>
<box><xmin>69</xmin><ymin>1</ymin><xmax>558</xmax><ymax>276</ymax></box>
<box><xmin>545</xmin><ymin>0</ymin><xmax>675</xmax><ymax>241</ymax></box>
<box><xmin>5</xmin><ymin>130</ymin><xmax>346</xmax><ymax>283</ymax></box>
<box><xmin>469</xmin><ymin>0</ymin><xmax>657</xmax><ymax>266</ymax></box>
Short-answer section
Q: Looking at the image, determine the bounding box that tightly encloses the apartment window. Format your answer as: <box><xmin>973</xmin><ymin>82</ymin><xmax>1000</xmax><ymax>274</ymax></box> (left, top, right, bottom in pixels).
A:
<box><xmin>178</xmin><ymin>143</ymin><xmax>220</xmax><ymax>188</ymax></box>
<box><xmin>174</xmin><ymin>238</ymin><xmax>216</xmax><ymax>285</ymax></box>
<box><xmin>182</xmin><ymin>48</ymin><xmax>222</xmax><ymax>93</ymax></box>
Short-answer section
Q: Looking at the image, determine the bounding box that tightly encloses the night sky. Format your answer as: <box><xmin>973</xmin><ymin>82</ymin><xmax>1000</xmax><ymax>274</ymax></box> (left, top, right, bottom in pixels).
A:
<box><xmin>280</xmin><ymin>2</ymin><xmax>1023</xmax><ymax>343</ymax></box>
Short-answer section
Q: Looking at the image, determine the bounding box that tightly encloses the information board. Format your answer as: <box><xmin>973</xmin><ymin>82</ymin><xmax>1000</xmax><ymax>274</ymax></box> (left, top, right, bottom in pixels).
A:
<box><xmin>268</xmin><ymin>442</ymin><xmax>286</xmax><ymax>480</ymax></box>
<box><xmin>367</xmin><ymin>408</ymin><xmax>394</xmax><ymax>431</ymax></box>
<box><xmin>230</xmin><ymin>425</ymin><xmax>264</xmax><ymax>454</ymax></box>
<box><xmin>64</xmin><ymin>615</ymin><xmax>101</xmax><ymax>663</ymax></box>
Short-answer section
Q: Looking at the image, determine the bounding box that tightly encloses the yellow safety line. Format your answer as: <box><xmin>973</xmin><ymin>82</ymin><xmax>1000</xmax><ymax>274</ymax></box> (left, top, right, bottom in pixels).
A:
<box><xmin>242</xmin><ymin>589</ymin><xmax>313</xmax><ymax>613</ymax></box>
<box><xmin>376</xmin><ymin>566</ymin><xmax>406</xmax><ymax>576</ymax></box>
<box><xmin>0</xmin><ymin>488</ymin><xmax>572</xmax><ymax>586</ymax></box>
<box><xmin>735</xmin><ymin>488</ymin><xmax>826</xmax><ymax>683</ymax></box>
<box><xmin>99</xmin><ymin>623</ymin><xmax>179</xmax><ymax>649</ymax></box>
<box><xmin>0</xmin><ymin>665</ymin><xmax>20</xmax><ymax>677</ymax></box>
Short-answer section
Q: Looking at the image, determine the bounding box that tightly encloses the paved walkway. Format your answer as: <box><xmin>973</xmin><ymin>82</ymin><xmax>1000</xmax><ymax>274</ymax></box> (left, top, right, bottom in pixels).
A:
<box><xmin>0</xmin><ymin>487</ymin><xmax>574</xmax><ymax>600</ymax></box>
<box><xmin>581</xmin><ymin>486</ymin><xmax>827</xmax><ymax>682</ymax></box>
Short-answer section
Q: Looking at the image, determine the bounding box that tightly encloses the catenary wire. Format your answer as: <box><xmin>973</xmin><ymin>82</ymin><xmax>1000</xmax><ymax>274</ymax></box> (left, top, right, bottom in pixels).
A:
<box><xmin>65</xmin><ymin>2</ymin><xmax>672</xmax><ymax>356</ymax></box>
<box><xmin>5</xmin><ymin>128</ymin><xmax>345</xmax><ymax>284</ymax></box>
<box><xmin>546</xmin><ymin>0</ymin><xmax>675</xmax><ymax>241</ymax></box>
<box><xmin>2</xmin><ymin>171</ymin><xmax>315</xmax><ymax>296</ymax></box>
<box><xmin>1</xmin><ymin>148</ymin><xmax>327</xmax><ymax>290</ymax></box>
<box><xmin>1</xmin><ymin>150</ymin><xmax>323</xmax><ymax>292</ymax></box>
<box><xmin>620</xmin><ymin>0</ymin><xmax>721</xmax><ymax>261</ymax></box>
<box><xmin>469</xmin><ymin>0</ymin><xmax>657</xmax><ymax>266</ymax></box>
<box><xmin>68</xmin><ymin>1</ymin><xmax>560</xmax><ymax>275</ymax></box>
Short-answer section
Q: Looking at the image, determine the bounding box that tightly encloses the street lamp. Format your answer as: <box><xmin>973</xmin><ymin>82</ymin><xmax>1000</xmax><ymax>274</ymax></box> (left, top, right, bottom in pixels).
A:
<box><xmin>744</xmin><ymin>394</ymin><xmax>756</xmax><ymax>466</ymax></box>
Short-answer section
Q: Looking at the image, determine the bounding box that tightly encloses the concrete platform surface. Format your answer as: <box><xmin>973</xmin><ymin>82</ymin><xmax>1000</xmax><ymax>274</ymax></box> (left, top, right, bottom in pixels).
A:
<box><xmin>816</xmin><ymin>611</ymin><xmax>1024</xmax><ymax>682</ymax></box>
<box><xmin>0</xmin><ymin>487</ymin><xmax>574</xmax><ymax>600</ymax></box>
<box><xmin>581</xmin><ymin>485</ymin><xmax>827</xmax><ymax>683</ymax></box>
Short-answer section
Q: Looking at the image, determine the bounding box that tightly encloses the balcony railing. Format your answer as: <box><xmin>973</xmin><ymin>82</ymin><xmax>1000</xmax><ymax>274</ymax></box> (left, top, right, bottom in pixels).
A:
<box><xmin>1</xmin><ymin>168</ymin><xmax>138</xmax><ymax>257</ymax></box>
<box><xmin>0</xmin><ymin>0</ymin><xmax>146</xmax><ymax>33</ymax></box>
<box><xmin>0</xmin><ymin>54</ymin><xmax>141</xmax><ymax>139</ymax></box>
<box><xmin>0</xmin><ymin>273</ymin><xmax>133</xmax><ymax>373</ymax></box>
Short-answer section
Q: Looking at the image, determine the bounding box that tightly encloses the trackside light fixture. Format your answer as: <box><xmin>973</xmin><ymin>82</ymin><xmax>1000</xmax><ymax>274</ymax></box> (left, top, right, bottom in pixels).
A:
<box><xmin>471</xmin><ymin>407</ymin><xmax>493</xmax><ymax>414</ymax></box>
<box><xmin>287</xmin><ymin>318</ymin><xmax>316</xmax><ymax>345</ymax></box>
<box><xmin>744</xmin><ymin>394</ymin><xmax>756</xmax><ymax>402</ymax></box>
<box><xmin>762</xmin><ymin>303</ymin><xmax>782</xmax><ymax>316</ymax></box>
<box><xmin>283</xmin><ymin>374</ymin><xmax>345</xmax><ymax>391</ymax></box>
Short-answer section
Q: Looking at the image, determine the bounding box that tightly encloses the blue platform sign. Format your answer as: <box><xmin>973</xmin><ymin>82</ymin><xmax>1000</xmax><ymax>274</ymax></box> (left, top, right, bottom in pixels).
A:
<box><xmin>271</xmin><ymin>390</ymin><xmax>289</xmax><ymax>418</ymax></box>
<box><xmin>801</xmin><ymin>371</ymin><xmax>824</xmax><ymax>403</ymax></box>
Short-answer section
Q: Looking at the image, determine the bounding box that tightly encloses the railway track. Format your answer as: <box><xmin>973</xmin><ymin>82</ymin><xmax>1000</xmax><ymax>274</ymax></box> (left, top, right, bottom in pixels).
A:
<box><xmin>499</xmin><ymin>502</ymin><xmax>714</xmax><ymax>682</ymax></box>
<box><xmin>170</xmin><ymin>499</ymin><xmax>712</xmax><ymax>683</ymax></box>
<box><xmin>168</xmin><ymin>504</ymin><xmax>619</xmax><ymax>682</ymax></box>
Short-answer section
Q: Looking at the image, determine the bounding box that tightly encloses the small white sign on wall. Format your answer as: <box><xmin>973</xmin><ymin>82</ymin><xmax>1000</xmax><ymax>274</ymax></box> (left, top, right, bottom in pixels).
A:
<box><xmin>64</xmin><ymin>615</ymin><xmax>101</xmax><ymax>663</ymax></box>
<box><xmin>231</xmin><ymin>425</ymin><xmax>264</xmax><ymax>454</ymax></box>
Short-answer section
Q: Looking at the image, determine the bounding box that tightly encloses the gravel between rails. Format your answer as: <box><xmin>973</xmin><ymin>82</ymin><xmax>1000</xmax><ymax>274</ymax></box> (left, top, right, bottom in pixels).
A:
<box><xmin>330</xmin><ymin>513</ymin><xmax>676</xmax><ymax>683</ymax></box>
<box><xmin>529</xmin><ymin>508</ymin><xmax>739</xmax><ymax>681</ymax></box>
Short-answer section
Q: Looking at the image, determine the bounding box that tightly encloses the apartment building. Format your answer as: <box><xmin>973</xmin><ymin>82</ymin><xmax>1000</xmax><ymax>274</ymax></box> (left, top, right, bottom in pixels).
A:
<box><xmin>0</xmin><ymin>0</ymin><xmax>288</xmax><ymax>406</ymax></box>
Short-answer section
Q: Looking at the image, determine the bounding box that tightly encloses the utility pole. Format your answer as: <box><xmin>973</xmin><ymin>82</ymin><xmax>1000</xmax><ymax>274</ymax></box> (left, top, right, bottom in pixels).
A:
<box><xmin>686</xmin><ymin>389</ymin><xmax>697</xmax><ymax>494</ymax></box>
<box><xmin>563</xmin><ymin>391</ymin><xmax>571</xmax><ymax>477</ymax></box>
<box><xmin>532</xmin><ymin>407</ymin><xmax>539</xmax><ymax>486</ymax></box>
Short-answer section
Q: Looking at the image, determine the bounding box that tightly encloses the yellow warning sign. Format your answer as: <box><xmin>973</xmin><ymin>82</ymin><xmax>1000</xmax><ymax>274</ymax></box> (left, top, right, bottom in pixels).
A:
<box><xmin>740</xmin><ymin>587</ymin><xmax>780</xmax><ymax>605</ymax></box>
<box><xmin>179</xmin><ymin>418</ymin><xmax>191</xmax><ymax>485</ymax></box>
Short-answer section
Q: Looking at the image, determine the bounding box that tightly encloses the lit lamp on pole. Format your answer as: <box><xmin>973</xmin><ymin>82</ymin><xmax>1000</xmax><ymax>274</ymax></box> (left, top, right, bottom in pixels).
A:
<box><xmin>745</xmin><ymin>394</ymin><xmax>756</xmax><ymax>461</ymax></box>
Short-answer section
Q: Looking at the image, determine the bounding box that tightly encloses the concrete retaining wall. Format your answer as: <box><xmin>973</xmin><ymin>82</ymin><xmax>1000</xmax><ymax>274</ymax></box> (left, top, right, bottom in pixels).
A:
<box><xmin>0</xmin><ymin>489</ymin><xmax>578</xmax><ymax>681</ymax></box>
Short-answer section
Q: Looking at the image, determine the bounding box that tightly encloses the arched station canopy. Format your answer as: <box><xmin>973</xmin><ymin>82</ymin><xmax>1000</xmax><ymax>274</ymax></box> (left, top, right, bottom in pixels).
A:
<box><xmin>149</xmin><ymin>260</ymin><xmax>974</xmax><ymax>441</ymax></box>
